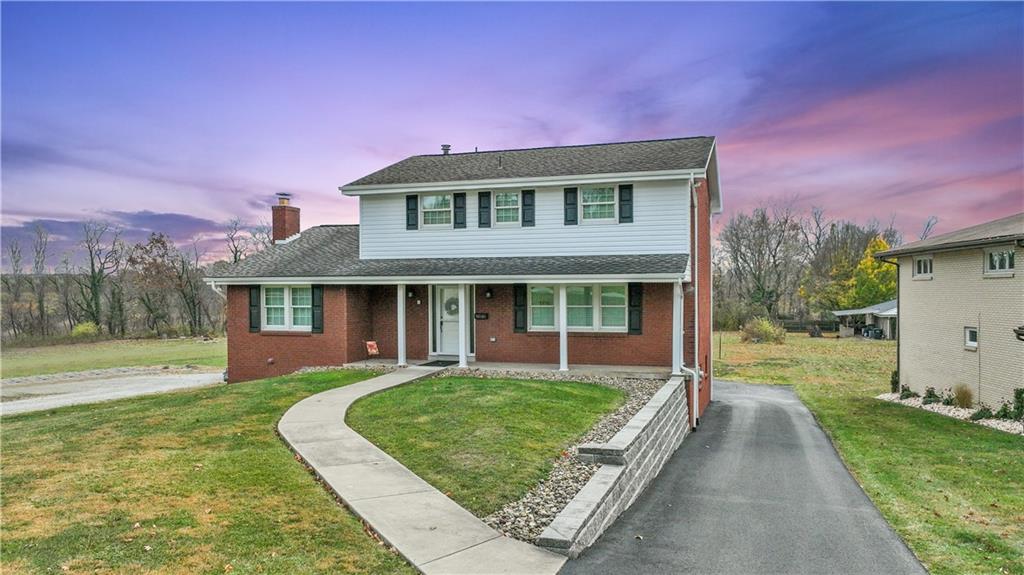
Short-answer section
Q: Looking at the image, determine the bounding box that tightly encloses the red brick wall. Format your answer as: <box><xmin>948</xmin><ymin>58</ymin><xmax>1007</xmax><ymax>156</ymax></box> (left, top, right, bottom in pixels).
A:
<box><xmin>271</xmin><ymin>205</ymin><xmax>300</xmax><ymax>241</ymax></box>
<box><xmin>683</xmin><ymin>177</ymin><xmax>714</xmax><ymax>418</ymax></box>
<box><xmin>366</xmin><ymin>285</ymin><xmax>429</xmax><ymax>361</ymax></box>
<box><xmin>473</xmin><ymin>283</ymin><xmax>675</xmax><ymax>366</ymax></box>
<box><xmin>225</xmin><ymin>284</ymin><xmax>348</xmax><ymax>382</ymax></box>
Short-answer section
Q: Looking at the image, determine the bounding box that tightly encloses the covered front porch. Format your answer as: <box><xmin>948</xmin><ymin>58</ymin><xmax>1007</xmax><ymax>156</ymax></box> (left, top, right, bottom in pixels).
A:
<box><xmin>346</xmin><ymin>357</ymin><xmax>673</xmax><ymax>380</ymax></box>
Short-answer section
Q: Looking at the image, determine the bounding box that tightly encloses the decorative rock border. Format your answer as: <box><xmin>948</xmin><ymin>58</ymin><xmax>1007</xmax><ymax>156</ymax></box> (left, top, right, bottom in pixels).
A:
<box><xmin>876</xmin><ymin>393</ymin><xmax>1023</xmax><ymax>435</ymax></box>
<box><xmin>537</xmin><ymin>375</ymin><xmax>691</xmax><ymax>558</ymax></box>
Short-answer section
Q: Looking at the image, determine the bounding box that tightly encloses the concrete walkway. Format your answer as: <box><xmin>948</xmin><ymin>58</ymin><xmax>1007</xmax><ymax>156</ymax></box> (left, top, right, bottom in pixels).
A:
<box><xmin>1</xmin><ymin>368</ymin><xmax>223</xmax><ymax>416</ymax></box>
<box><xmin>278</xmin><ymin>366</ymin><xmax>567</xmax><ymax>575</ymax></box>
<box><xmin>561</xmin><ymin>381</ymin><xmax>926</xmax><ymax>575</ymax></box>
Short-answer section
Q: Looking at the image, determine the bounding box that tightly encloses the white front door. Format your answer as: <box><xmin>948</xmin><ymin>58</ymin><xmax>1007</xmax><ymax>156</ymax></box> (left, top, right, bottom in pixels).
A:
<box><xmin>436</xmin><ymin>285</ymin><xmax>461</xmax><ymax>355</ymax></box>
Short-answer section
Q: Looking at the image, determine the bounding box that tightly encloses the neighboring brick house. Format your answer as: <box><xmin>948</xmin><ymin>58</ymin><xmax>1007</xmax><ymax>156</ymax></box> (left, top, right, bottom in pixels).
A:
<box><xmin>207</xmin><ymin>137</ymin><xmax>722</xmax><ymax>426</ymax></box>
<box><xmin>877</xmin><ymin>212</ymin><xmax>1024</xmax><ymax>407</ymax></box>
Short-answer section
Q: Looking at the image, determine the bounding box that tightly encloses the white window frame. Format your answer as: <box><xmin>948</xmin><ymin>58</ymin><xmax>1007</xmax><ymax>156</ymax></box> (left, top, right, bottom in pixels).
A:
<box><xmin>527</xmin><ymin>283</ymin><xmax>629</xmax><ymax>333</ymax></box>
<box><xmin>492</xmin><ymin>190</ymin><xmax>522</xmax><ymax>226</ymax></box>
<box><xmin>420</xmin><ymin>193</ymin><xmax>453</xmax><ymax>229</ymax></box>
<box><xmin>912</xmin><ymin>255</ymin><xmax>933</xmax><ymax>279</ymax></box>
<box><xmin>579</xmin><ymin>185</ymin><xmax>618</xmax><ymax>224</ymax></box>
<box><xmin>983</xmin><ymin>247</ymin><xmax>1015</xmax><ymax>277</ymax></box>
<box><xmin>262</xmin><ymin>285</ymin><xmax>313</xmax><ymax>332</ymax></box>
<box><xmin>964</xmin><ymin>326</ymin><xmax>978</xmax><ymax>350</ymax></box>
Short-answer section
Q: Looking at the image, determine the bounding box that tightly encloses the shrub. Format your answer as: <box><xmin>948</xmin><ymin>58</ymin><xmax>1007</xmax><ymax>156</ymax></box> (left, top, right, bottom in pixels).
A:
<box><xmin>739</xmin><ymin>317</ymin><xmax>786</xmax><ymax>344</ymax></box>
<box><xmin>953</xmin><ymin>384</ymin><xmax>973</xmax><ymax>409</ymax></box>
<box><xmin>969</xmin><ymin>406</ymin><xmax>993</xmax><ymax>421</ymax></box>
<box><xmin>899</xmin><ymin>385</ymin><xmax>919</xmax><ymax>400</ymax></box>
<box><xmin>890</xmin><ymin>371</ymin><xmax>900</xmax><ymax>394</ymax></box>
<box><xmin>993</xmin><ymin>402</ymin><xmax>1014</xmax><ymax>420</ymax></box>
<box><xmin>940</xmin><ymin>388</ymin><xmax>956</xmax><ymax>406</ymax></box>
<box><xmin>70</xmin><ymin>322</ymin><xmax>100</xmax><ymax>338</ymax></box>
<box><xmin>1013</xmin><ymin>388</ymin><xmax>1024</xmax><ymax>420</ymax></box>
<box><xmin>922</xmin><ymin>387</ymin><xmax>941</xmax><ymax>405</ymax></box>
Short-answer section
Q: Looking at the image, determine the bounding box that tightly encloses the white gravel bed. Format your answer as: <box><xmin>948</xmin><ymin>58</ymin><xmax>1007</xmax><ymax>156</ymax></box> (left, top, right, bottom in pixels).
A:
<box><xmin>442</xmin><ymin>368</ymin><xmax>666</xmax><ymax>542</ymax></box>
<box><xmin>876</xmin><ymin>393</ymin><xmax>1023</xmax><ymax>435</ymax></box>
<box><xmin>295</xmin><ymin>364</ymin><xmax>398</xmax><ymax>375</ymax></box>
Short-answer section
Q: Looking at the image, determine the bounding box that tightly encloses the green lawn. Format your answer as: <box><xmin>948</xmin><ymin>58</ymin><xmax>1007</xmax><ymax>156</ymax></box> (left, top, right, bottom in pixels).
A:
<box><xmin>1</xmin><ymin>338</ymin><xmax>227</xmax><ymax>378</ymax></box>
<box><xmin>0</xmin><ymin>370</ymin><xmax>413</xmax><ymax>575</ymax></box>
<box><xmin>715</xmin><ymin>331</ymin><xmax>1024</xmax><ymax>575</ymax></box>
<box><xmin>347</xmin><ymin>376</ymin><xmax>625</xmax><ymax>517</ymax></box>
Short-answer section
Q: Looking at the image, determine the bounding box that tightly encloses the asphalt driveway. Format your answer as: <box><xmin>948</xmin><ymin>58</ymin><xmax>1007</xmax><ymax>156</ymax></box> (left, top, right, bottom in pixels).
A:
<box><xmin>561</xmin><ymin>380</ymin><xmax>925</xmax><ymax>575</ymax></box>
<box><xmin>1</xmin><ymin>367</ymin><xmax>223</xmax><ymax>415</ymax></box>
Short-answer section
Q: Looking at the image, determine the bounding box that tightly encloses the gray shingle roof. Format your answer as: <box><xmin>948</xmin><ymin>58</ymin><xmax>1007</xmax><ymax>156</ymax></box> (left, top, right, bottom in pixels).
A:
<box><xmin>877</xmin><ymin>212</ymin><xmax>1024</xmax><ymax>258</ymax></box>
<box><xmin>344</xmin><ymin>137</ymin><xmax>715</xmax><ymax>187</ymax></box>
<box><xmin>209</xmin><ymin>225</ymin><xmax>688</xmax><ymax>279</ymax></box>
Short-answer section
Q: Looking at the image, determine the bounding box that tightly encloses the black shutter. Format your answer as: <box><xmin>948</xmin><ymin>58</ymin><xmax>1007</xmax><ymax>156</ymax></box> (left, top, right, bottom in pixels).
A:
<box><xmin>628</xmin><ymin>283</ymin><xmax>643</xmax><ymax>335</ymax></box>
<box><xmin>564</xmin><ymin>187</ymin><xmax>578</xmax><ymax>225</ymax></box>
<box><xmin>311</xmin><ymin>285</ymin><xmax>324</xmax><ymax>334</ymax></box>
<box><xmin>513</xmin><ymin>284</ymin><xmax>527</xmax><ymax>333</ymax></box>
<box><xmin>522</xmin><ymin>190</ymin><xmax>535</xmax><ymax>227</ymax></box>
<box><xmin>478</xmin><ymin>191</ymin><xmax>491</xmax><ymax>228</ymax></box>
<box><xmin>619</xmin><ymin>184</ymin><xmax>634</xmax><ymax>223</ymax></box>
<box><xmin>406</xmin><ymin>195</ymin><xmax>418</xmax><ymax>230</ymax></box>
<box><xmin>453</xmin><ymin>193</ymin><xmax>467</xmax><ymax>228</ymax></box>
<box><xmin>248</xmin><ymin>286</ymin><xmax>260</xmax><ymax>332</ymax></box>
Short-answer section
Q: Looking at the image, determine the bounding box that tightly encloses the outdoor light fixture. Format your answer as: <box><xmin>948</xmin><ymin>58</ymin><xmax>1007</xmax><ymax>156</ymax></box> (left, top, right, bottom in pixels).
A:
<box><xmin>407</xmin><ymin>288</ymin><xmax>415</xmax><ymax>298</ymax></box>
<box><xmin>484</xmin><ymin>287</ymin><xmax>494</xmax><ymax>299</ymax></box>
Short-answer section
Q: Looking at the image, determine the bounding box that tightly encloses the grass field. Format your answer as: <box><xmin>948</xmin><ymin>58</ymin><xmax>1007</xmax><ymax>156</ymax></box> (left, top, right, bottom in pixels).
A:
<box><xmin>715</xmin><ymin>331</ymin><xmax>1024</xmax><ymax>575</ymax></box>
<box><xmin>1</xmin><ymin>338</ymin><xmax>227</xmax><ymax>378</ymax></box>
<box><xmin>347</xmin><ymin>376</ymin><xmax>624</xmax><ymax>516</ymax></box>
<box><xmin>0</xmin><ymin>369</ymin><xmax>413</xmax><ymax>575</ymax></box>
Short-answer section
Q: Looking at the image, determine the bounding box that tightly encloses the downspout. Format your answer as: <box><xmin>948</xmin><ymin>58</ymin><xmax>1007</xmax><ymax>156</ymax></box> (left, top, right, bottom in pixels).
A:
<box><xmin>879</xmin><ymin>256</ymin><xmax>900</xmax><ymax>384</ymax></box>
<box><xmin>689</xmin><ymin>176</ymin><xmax>701</xmax><ymax>427</ymax></box>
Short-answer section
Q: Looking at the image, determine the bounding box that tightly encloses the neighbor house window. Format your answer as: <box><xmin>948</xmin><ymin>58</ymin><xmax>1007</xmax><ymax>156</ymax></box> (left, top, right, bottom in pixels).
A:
<box><xmin>580</xmin><ymin>185</ymin><xmax>616</xmax><ymax>222</ymax></box>
<box><xmin>984</xmin><ymin>248</ymin><xmax>1015</xmax><ymax>275</ymax></box>
<box><xmin>913</xmin><ymin>256</ymin><xmax>933</xmax><ymax>278</ymax></box>
<box><xmin>263</xmin><ymin>286</ymin><xmax>312</xmax><ymax>331</ymax></box>
<box><xmin>421</xmin><ymin>194</ymin><xmax>452</xmax><ymax>226</ymax></box>
<box><xmin>964</xmin><ymin>326</ymin><xmax>978</xmax><ymax>349</ymax></box>
<box><xmin>527</xmin><ymin>283</ymin><xmax>628</xmax><ymax>332</ymax></box>
<box><xmin>494</xmin><ymin>191</ymin><xmax>521</xmax><ymax>224</ymax></box>
<box><xmin>529</xmin><ymin>286</ymin><xmax>556</xmax><ymax>329</ymax></box>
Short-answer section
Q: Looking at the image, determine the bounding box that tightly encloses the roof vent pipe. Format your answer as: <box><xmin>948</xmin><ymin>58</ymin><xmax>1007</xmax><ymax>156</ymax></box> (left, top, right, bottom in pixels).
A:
<box><xmin>441</xmin><ymin>144</ymin><xmax>451</xmax><ymax>155</ymax></box>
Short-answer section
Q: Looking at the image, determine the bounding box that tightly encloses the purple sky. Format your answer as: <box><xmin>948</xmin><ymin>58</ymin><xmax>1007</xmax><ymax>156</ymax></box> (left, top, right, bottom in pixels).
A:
<box><xmin>2</xmin><ymin>2</ymin><xmax>1022</xmax><ymax>265</ymax></box>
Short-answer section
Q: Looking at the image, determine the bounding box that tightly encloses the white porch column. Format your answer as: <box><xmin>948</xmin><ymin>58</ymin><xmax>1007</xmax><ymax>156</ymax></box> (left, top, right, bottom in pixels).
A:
<box><xmin>396</xmin><ymin>283</ymin><xmax>407</xmax><ymax>367</ymax></box>
<box><xmin>672</xmin><ymin>281</ymin><xmax>683</xmax><ymax>375</ymax></box>
<box><xmin>558</xmin><ymin>284</ymin><xmax>568</xmax><ymax>371</ymax></box>
<box><xmin>457</xmin><ymin>283</ymin><xmax>468</xmax><ymax>368</ymax></box>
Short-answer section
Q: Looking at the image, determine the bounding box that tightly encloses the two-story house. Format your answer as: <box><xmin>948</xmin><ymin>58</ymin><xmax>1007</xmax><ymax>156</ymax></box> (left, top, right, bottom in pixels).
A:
<box><xmin>877</xmin><ymin>212</ymin><xmax>1024</xmax><ymax>408</ymax></box>
<box><xmin>207</xmin><ymin>136</ymin><xmax>721</xmax><ymax>424</ymax></box>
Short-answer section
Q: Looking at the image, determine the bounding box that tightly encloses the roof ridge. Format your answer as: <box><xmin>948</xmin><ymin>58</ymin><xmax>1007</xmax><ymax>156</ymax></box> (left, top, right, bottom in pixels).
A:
<box><xmin>414</xmin><ymin>135</ymin><xmax>715</xmax><ymax>158</ymax></box>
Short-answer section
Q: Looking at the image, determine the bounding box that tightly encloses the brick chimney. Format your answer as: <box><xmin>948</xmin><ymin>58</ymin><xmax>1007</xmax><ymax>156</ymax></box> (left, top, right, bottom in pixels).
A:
<box><xmin>272</xmin><ymin>193</ymin><xmax>300</xmax><ymax>242</ymax></box>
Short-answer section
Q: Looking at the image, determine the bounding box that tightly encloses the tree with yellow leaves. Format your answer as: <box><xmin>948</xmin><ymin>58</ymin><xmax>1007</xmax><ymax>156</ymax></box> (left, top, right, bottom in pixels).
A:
<box><xmin>838</xmin><ymin>236</ymin><xmax>897</xmax><ymax>309</ymax></box>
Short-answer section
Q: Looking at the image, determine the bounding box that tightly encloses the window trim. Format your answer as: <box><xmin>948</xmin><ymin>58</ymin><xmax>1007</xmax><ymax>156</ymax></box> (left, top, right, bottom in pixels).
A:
<box><xmin>579</xmin><ymin>185</ymin><xmax>618</xmax><ymax>224</ymax></box>
<box><xmin>912</xmin><ymin>255</ymin><xmax>933</xmax><ymax>280</ymax></box>
<box><xmin>526</xmin><ymin>283</ymin><xmax>629</xmax><ymax>333</ymax></box>
<box><xmin>261</xmin><ymin>285</ymin><xmax>313</xmax><ymax>332</ymax></box>
<box><xmin>964</xmin><ymin>326</ymin><xmax>978</xmax><ymax>350</ymax></box>
<box><xmin>492</xmin><ymin>190</ymin><xmax>522</xmax><ymax>227</ymax></box>
<box><xmin>983</xmin><ymin>246</ymin><xmax>1015</xmax><ymax>277</ymax></box>
<box><xmin>420</xmin><ymin>193</ymin><xmax>454</xmax><ymax>229</ymax></box>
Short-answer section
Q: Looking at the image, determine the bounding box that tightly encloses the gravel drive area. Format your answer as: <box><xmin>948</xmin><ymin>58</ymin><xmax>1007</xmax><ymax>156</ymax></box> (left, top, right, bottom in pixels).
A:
<box><xmin>443</xmin><ymin>368</ymin><xmax>666</xmax><ymax>543</ymax></box>
<box><xmin>876</xmin><ymin>393</ymin><xmax>1024</xmax><ymax>435</ymax></box>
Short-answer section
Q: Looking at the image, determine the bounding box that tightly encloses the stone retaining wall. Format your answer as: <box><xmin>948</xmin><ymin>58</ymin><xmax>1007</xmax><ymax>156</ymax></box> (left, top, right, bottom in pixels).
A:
<box><xmin>537</xmin><ymin>375</ymin><xmax>691</xmax><ymax>558</ymax></box>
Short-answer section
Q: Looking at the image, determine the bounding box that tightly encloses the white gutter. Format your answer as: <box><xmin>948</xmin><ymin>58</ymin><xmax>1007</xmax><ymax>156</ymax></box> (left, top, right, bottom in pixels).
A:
<box><xmin>204</xmin><ymin>273</ymin><xmax>686</xmax><ymax>287</ymax></box>
<box><xmin>341</xmin><ymin>169</ymin><xmax>708</xmax><ymax>196</ymax></box>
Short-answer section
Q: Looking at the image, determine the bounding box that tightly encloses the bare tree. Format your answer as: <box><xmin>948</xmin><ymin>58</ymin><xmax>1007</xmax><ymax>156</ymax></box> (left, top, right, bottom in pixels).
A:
<box><xmin>225</xmin><ymin>218</ymin><xmax>250</xmax><ymax>263</ymax></box>
<box><xmin>249</xmin><ymin>219</ymin><xmax>273</xmax><ymax>252</ymax></box>
<box><xmin>176</xmin><ymin>241</ymin><xmax>207</xmax><ymax>335</ymax></box>
<box><xmin>49</xmin><ymin>254</ymin><xmax>80</xmax><ymax>332</ymax></box>
<box><xmin>29</xmin><ymin>224</ymin><xmax>50</xmax><ymax>336</ymax></box>
<box><xmin>919</xmin><ymin>216</ymin><xmax>939</xmax><ymax>240</ymax></box>
<box><xmin>74</xmin><ymin>221</ymin><xmax>124</xmax><ymax>330</ymax></box>
<box><xmin>129</xmin><ymin>233</ymin><xmax>178</xmax><ymax>334</ymax></box>
<box><xmin>2</xmin><ymin>241</ymin><xmax>26</xmax><ymax>337</ymax></box>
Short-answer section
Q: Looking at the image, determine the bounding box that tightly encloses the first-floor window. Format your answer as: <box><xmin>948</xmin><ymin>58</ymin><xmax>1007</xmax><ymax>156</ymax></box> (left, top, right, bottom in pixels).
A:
<box><xmin>263</xmin><ymin>286</ymin><xmax>312</xmax><ymax>331</ymax></box>
<box><xmin>527</xmin><ymin>283</ymin><xmax>628</xmax><ymax>332</ymax></box>
<box><xmin>985</xmin><ymin>248</ymin><xmax>1015</xmax><ymax>274</ymax></box>
<box><xmin>964</xmin><ymin>326</ymin><xmax>978</xmax><ymax>349</ymax></box>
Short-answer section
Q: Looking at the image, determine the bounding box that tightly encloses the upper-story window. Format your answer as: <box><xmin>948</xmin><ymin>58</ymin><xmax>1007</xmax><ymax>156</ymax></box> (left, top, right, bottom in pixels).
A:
<box><xmin>494</xmin><ymin>191</ymin><xmax>520</xmax><ymax>225</ymax></box>
<box><xmin>580</xmin><ymin>185</ymin><xmax>616</xmax><ymax>222</ymax></box>
<box><xmin>912</xmin><ymin>255</ymin><xmax>933</xmax><ymax>279</ymax></box>
<box><xmin>421</xmin><ymin>194</ymin><xmax>452</xmax><ymax>227</ymax></box>
<box><xmin>984</xmin><ymin>247</ymin><xmax>1015</xmax><ymax>275</ymax></box>
<box><xmin>263</xmin><ymin>286</ymin><xmax>312</xmax><ymax>331</ymax></box>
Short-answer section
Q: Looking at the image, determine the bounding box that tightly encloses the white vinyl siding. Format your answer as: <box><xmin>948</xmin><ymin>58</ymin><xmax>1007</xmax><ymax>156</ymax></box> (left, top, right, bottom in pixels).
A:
<box><xmin>262</xmin><ymin>285</ymin><xmax>312</xmax><ymax>331</ymax></box>
<box><xmin>527</xmin><ymin>283</ymin><xmax>627</xmax><ymax>332</ymax></box>
<box><xmin>358</xmin><ymin>180</ymin><xmax>690</xmax><ymax>258</ymax></box>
